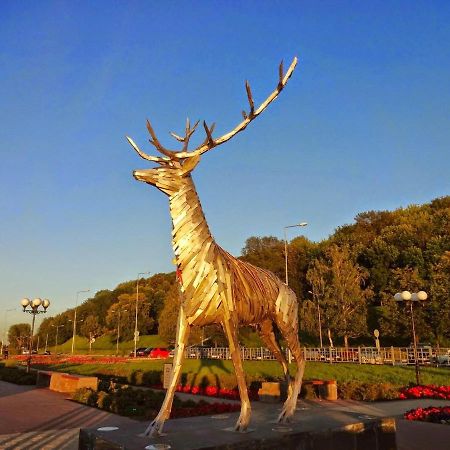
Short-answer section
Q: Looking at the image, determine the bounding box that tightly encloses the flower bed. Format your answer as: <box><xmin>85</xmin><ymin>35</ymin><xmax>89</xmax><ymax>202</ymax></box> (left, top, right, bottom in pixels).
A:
<box><xmin>14</xmin><ymin>355</ymin><xmax>129</xmax><ymax>365</ymax></box>
<box><xmin>174</xmin><ymin>384</ymin><xmax>259</xmax><ymax>401</ymax></box>
<box><xmin>404</xmin><ymin>406</ymin><xmax>450</xmax><ymax>424</ymax></box>
<box><xmin>399</xmin><ymin>385</ymin><xmax>450</xmax><ymax>400</ymax></box>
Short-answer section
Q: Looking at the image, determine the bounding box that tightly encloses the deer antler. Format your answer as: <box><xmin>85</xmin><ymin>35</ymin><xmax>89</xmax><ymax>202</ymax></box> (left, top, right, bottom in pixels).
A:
<box><xmin>126</xmin><ymin>136</ymin><xmax>170</xmax><ymax>163</ymax></box>
<box><xmin>127</xmin><ymin>57</ymin><xmax>298</xmax><ymax>161</ymax></box>
<box><xmin>174</xmin><ymin>56</ymin><xmax>298</xmax><ymax>159</ymax></box>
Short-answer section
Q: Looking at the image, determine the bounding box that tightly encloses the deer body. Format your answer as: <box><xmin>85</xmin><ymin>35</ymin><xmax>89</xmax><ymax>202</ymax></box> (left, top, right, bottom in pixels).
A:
<box><xmin>129</xmin><ymin>57</ymin><xmax>305</xmax><ymax>436</ymax></box>
<box><xmin>169</xmin><ymin>175</ymin><xmax>297</xmax><ymax>328</ymax></box>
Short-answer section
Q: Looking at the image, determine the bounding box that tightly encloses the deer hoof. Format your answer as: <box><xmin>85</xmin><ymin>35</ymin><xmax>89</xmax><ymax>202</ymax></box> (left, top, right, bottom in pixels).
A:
<box><xmin>277</xmin><ymin>404</ymin><xmax>295</xmax><ymax>423</ymax></box>
<box><xmin>144</xmin><ymin>419</ymin><xmax>164</xmax><ymax>437</ymax></box>
<box><xmin>234</xmin><ymin>414</ymin><xmax>250</xmax><ymax>432</ymax></box>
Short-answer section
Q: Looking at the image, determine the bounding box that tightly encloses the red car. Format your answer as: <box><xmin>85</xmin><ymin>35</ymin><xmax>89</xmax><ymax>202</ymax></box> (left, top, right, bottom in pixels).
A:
<box><xmin>149</xmin><ymin>347</ymin><xmax>169</xmax><ymax>359</ymax></box>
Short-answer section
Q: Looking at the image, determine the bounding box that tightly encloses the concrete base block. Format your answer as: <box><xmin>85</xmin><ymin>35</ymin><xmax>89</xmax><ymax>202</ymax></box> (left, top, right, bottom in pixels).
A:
<box><xmin>49</xmin><ymin>372</ymin><xmax>98</xmax><ymax>393</ymax></box>
<box><xmin>258</xmin><ymin>381</ymin><xmax>288</xmax><ymax>402</ymax></box>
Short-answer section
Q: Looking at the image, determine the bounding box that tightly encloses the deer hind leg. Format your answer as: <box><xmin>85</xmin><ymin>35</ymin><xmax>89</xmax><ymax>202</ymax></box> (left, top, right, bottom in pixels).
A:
<box><xmin>222</xmin><ymin>318</ymin><xmax>251</xmax><ymax>432</ymax></box>
<box><xmin>144</xmin><ymin>307</ymin><xmax>190</xmax><ymax>436</ymax></box>
<box><xmin>274</xmin><ymin>301</ymin><xmax>305</xmax><ymax>423</ymax></box>
<box><xmin>259</xmin><ymin>320</ymin><xmax>291</xmax><ymax>395</ymax></box>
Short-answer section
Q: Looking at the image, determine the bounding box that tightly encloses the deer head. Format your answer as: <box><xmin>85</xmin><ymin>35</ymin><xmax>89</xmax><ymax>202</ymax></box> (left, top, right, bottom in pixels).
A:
<box><xmin>128</xmin><ymin>57</ymin><xmax>298</xmax><ymax>197</ymax></box>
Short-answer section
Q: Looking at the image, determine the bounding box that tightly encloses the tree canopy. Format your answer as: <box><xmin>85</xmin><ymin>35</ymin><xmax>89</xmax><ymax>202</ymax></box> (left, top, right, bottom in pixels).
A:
<box><xmin>8</xmin><ymin>195</ymin><xmax>445</xmax><ymax>349</ymax></box>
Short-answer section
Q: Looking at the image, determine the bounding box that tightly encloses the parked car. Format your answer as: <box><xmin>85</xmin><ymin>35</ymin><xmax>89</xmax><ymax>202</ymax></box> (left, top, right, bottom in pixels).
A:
<box><xmin>436</xmin><ymin>354</ymin><xmax>450</xmax><ymax>365</ymax></box>
<box><xmin>150</xmin><ymin>347</ymin><xmax>169</xmax><ymax>359</ymax></box>
<box><xmin>186</xmin><ymin>345</ymin><xmax>209</xmax><ymax>358</ymax></box>
<box><xmin>21</xmin><ymin>349</ymin><xmax>37</xmax><ymax>355</ymax></box>
<box><xmin>129</xmin><ymin>347</ymin><xmax>148</xmax><ymax>357</ymax></box>
<box><xmin>434</xmin><ymin>350</ymin><xmax>450</xmax><ymax>365</ymax></box>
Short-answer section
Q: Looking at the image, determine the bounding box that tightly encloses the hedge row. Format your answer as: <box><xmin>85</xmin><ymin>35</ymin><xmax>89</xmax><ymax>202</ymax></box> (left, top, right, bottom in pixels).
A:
<box><xmin>0</xmin><ymin>364</ymin><xmax>37</xmax><ymax>385</ymax></box>
<box><xmin>72</xmin><ymin>384</ymin><xmax>240</xmax><ymax>419</ymax></box>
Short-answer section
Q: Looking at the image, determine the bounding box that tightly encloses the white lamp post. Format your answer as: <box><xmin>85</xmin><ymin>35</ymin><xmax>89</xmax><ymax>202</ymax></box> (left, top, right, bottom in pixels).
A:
<box><xmin>72</xmin><ymin>289</ymin><xmax>90</xmax><ymax>355</ymax></box>
<box><xmin>394</xmin><ymin>290</ymin><xmax>428</xmax><ymax>385</ymax></box>
<box><xmin>52</xmin><ymin>324</ymin><xmax>64</xmax><ymax>354</ymax></box>
<box><xmin>20</xmin><ymin>298</ymin><xmax>50</xmax><ymax>372</ymax></box>
<box><xmin>308</xmin><ymin>290</ymin><xmax>323</xmax><ymax>348</ymax></box>
<box><xmin>111</xmin><ymin>308</ymin><xmax>128</xmax><ymax>356</ymax></box>
<box><xmin>283</xmin><ymin>222</ymin><xmax>307</xmax><ymax>286</ymax></box>
<box><xmin>1</xmin><ymin>308</ymin><xmax>15</xmax><ymax>355</ymax></box>
<box><xmin>135</xmin><ymin>272</ymin><xmax>151</xmax><ymax>358</ymax></box>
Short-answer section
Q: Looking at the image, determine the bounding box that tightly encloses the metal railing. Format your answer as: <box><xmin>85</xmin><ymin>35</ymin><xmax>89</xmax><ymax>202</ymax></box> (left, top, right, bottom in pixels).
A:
<box><xmin>184</xmin><ymin>346</ymin><xmax>450</xmax><ymax>367</ymax></box>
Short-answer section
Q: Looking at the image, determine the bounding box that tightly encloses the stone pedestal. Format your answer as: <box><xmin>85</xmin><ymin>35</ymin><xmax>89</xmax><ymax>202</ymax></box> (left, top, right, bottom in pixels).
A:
<box><xmin>49</xmin><ymin>372</ymin><xmax>98</xmax><ymax>393</ymax></box>
<box><xmin>258</xmin><ymin>381</ymin><xmax>288</xmax><ymax>402</ymax></box>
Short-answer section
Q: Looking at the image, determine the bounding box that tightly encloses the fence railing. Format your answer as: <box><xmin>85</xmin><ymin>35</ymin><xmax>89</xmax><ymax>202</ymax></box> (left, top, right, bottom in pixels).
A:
<box><xmin>184</xmin><ymin>346</ymin><xmax>450</xmax><ymax>367</ymax></box>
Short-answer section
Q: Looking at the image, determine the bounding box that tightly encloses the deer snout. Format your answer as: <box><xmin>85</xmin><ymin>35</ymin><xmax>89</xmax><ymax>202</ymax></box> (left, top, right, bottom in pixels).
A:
<box><xmin>133</xmin><ymin>169</ymin><xmax>152</xmax><ymax>182</ymax></box>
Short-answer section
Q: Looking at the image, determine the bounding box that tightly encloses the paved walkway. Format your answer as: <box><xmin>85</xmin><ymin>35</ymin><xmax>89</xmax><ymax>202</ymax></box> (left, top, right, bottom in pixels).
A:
<box><xmin>1</xmin><ymin>380</ymin><xmax>450</xmax><ymax>449</ymax></box>
<box><xmin>0</xmin><ymin>381</ymin><xmax>138</xmax><ymax>450</ymax></box>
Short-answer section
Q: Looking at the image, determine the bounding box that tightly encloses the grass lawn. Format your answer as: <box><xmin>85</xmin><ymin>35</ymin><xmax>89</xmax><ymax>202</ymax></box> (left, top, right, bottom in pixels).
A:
<box><xmin>32</xmin><ymin>358</ymin><xmax>450</xmax><ymax>388</ymax></box>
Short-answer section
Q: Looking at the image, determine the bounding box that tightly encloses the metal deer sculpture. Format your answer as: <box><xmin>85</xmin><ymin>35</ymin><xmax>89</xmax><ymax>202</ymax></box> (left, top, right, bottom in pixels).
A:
<box><xmin>127</xmin><ymin>57</ymin><xmax>304</xmax><ymax>437</ymax></box>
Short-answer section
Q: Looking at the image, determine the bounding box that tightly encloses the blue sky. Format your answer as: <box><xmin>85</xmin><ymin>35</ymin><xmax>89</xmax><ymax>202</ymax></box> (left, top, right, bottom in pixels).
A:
<box><xmin>1</xmin><ymin>1</ymin><xmax>449</xmax><ymax>335</ymax></box>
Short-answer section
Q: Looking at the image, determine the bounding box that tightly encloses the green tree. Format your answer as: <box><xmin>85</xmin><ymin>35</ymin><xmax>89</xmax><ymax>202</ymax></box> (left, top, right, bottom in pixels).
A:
<box><xmin>240</xmin><ymin>236</ymin><xmax>285</xmax><ymax>280</ymax></box>
<box><xmin>429</xmin><ymin>252</ymin><xmax>450</xmax><ymax>346</ymax></box>
<box><xmin>307</xmin><ymin>245</ymin><xmax>370</xmax><ymax>347</ymax></box>
<box><xmin>378</xmin><ymin>267</ymin><xmax>430</xmax><ymax>343</ymax></box>
<box><xmin>80</xmin><ymin>315</ymin><xmax>103</xmax><ymax>340</ymax></box>
<box><xmin>158</xmin><ymin>284</ymin><xmax>181</xmax><ymax>343</ymax></box>
<box><xmin>106</xmin><ymin>293</ymin><xmax>154</xmax><ymax>341</ymax></box>
<box><xmin>8</xmin><ymin>323</ymin><xmax>31</xmax><ymax>352</ymax></box>
<box><xmin>306</xmin><ymin>258</ymin><xmax>329</xmax><ymax>344</ymax></box>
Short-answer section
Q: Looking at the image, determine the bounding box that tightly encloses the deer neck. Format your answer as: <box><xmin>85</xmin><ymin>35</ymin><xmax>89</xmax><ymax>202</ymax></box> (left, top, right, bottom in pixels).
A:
<box><xmin>169</xmin><ymin>176</ymin><xmax>214</xmax><ymax>271</ymax></box>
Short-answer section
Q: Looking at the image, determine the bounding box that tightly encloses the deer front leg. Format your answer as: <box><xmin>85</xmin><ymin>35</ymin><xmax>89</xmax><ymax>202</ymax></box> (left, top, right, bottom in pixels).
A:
<box><xmin>144</xmin><ymin>307</ymin><xmax>190</xmax><ymax>437</ymax></box>
<box><xmin>222</xmin><ymin>319</ymin><xmax>251</xmax><ymax>432</ymax></box>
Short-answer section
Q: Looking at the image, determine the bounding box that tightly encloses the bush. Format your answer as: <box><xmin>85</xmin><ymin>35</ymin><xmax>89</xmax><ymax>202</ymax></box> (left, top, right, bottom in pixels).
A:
<box><xmin>72</xmin><ymin>388</ymin><xmax>98</xmax><ymax>406</ymax></box>
<box><xmin>128</xmin><ymin>370</ymin><xmax>162</xmax><ymax>387</ymax></box>
<box><xmin>71</xmin><ymin>381</ymin><xmax>238</xmax><ymax>420</ymax></box>
<box><xmin>338</xmin><ymin>381</ymin><xmax>399</xmax><ymax>401</ymax></box>
<box><xmin>97</xmin><ymin>391</ymin><xmax>112</xmax><ymax>410</ymax></box>
<box><xmin>0</xmin><ymin>365</ymin><xmax>37</xmax><ymax>385</ymax></box>
<box><xmin>301</xmin><ymin>383</ymin><xmax>320</xmax><ymax>399</ymax></box>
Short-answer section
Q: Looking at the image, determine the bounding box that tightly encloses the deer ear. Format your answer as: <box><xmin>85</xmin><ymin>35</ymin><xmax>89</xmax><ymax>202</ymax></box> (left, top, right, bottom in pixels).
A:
<box><xmin>181</xmin><ymin>155</ymin><xmax>201</xmax><ymax>174</ymax></box>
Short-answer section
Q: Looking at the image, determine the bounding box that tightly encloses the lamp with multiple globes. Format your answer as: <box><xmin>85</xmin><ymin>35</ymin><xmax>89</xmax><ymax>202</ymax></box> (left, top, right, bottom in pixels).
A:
<box><xmin>20</xmin><ymin>297</ymin><xmax>50</xmax><ymax>372</ymax></box>
<box><xmin>394</xmin><ymin>290</ymin><xmax>428</xmax><ymax>385</ymax></box>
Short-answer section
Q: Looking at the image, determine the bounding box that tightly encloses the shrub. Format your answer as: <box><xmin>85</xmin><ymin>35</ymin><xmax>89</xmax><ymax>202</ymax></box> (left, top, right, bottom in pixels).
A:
<box><xmin>128</xmin><ymin>370</ymin><xmax>162</xmax><ymax>387</ymax></box>
<box><xmin>97</xmin><ymin>391</ymin><xmax>112</xmax><ymax>410</ymax></box>
<box><xmin>301</xmin><ymin>383</ymin><xmax>320</xmax><ymax>399</ymax></box>
<box><xmin>338</xmin><ymin>381</ymin><xmax>399</xmax><ymax>401</ymax></box>
<box><xmin>72</xmin><ymin>388</ymin><xmax>98</xmax><ymax>406</ymax></box>
<box><xmin>0</xmin><ymin>366</ymin><xmax>37</xmax><ymax>385</ymax></box>
<box><xmin>142</xmin><ymin>370</ymin><xmax>162</xmax><ymax>386</ymax></box>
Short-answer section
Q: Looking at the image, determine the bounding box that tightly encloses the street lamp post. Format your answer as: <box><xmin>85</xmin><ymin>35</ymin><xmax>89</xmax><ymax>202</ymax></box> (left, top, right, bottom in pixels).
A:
<box><xmin>44</xmin><ymin>332</ymin><xmax>49</xmax><ymax>354</ymax></box>
<box><xmin>283</xmin><ymin>222</ymin><xmax>307</xmax><ymax>286</ymax></box>
<box><xmin>135</xmin><ymin>272</ymin><xmax>150</xmax><ymax>358</ymax></box>
<box><xmin>394</xmin><ymin>290</ymin><xmax>428</xmax><ymax>385</ymax></box>
<box><xmin>112</xmin><ymin>308</ymin><xmax>128</xmax><ymax>356</ymax></box>
<box><xmin>72</xmin><ymin>289</ymin><xmax>90</xmax><ymax>355</ymax></box>
<box><xmin>1</xmin><ymin>308</ymin><xmax>15</xmax><ymax>355</ymax></box>
<box><xmin>308</xmin><ymin>290</ymin><xmax>323</xmax><ymax>348</ymax></box>
<box><xmin>20</xmin><ymin>298</ymin><xmax>50</xmax><ymax>372</ymax></box>
<box><xmin>52</xmin><ymin>324</ymin><xmax>64</xmax><ymax>354</ymax></box>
